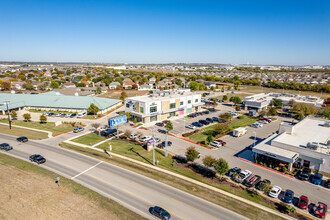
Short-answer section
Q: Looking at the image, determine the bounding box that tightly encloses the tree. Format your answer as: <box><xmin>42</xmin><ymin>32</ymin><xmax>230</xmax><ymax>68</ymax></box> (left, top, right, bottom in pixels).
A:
<box><xmin>23</xmin><ymin>83</ymin><xmax>34</xmax><ymax>90</ymax></box>
<box><xmin>165</xmin><ymin>121</ymin><xmax>173</xmax><ymax>131</ymax></box>
<box><xmin>219</xmin><ymin>113</ymin><xmax>232</xmax><ymax>122</ymax></box>
<box><xmin>214</xmin><ymin>123</ymin><xmax>230</xmax><ymax>134</ymax></box>
<box><xmin>214</xmin><ymin>158</ymin><xmax>229</xmax><ymax>176</ymax></box>
<box><xmin>96</xmin><ymin>86</ymin><xmax>102</xmax><ymax>94</ymax></box>
<box><xmin>267</xmin><ymin>107</ymin><xmax>278</xmax><ymax>116</ymax></box>
<box><xmin>23</xmin><ymin>113</ymin><xmax>31</xmax><ymax>121</ymax></box>
<box><xmin>288</xmin><ymin>99</ymin><xmax>296</xmax><ymax>108</ymax></box>
<box><xmin>10</xmin><ymin>110</ymin><xmax>17</xmax><ymax>118</ymax></box>
<box><xmin>120</xmin><ymin>91</ymin><xmax>128</xmax><ymax>102</ymax></box>
<box><xmin>91</xmin><ymin>123</ymin><xmax>100</xmax><ymax>130</ymax></box>
<box><xmin>296</xmin><ymin>113</ymin><xmax>304</xmax><ymax>121</ymax></box>
<box><xmin>235</xmin><ymin>105</ymin><xmax>241</xmax><ymax>111</ymax></box>
<box><xmin>206</xmin><ymin>135</ymin><xmax>213</xmax><ymax>143</ymax></box>
<box><xmin>213</xmin><ymin>99</ymin><xmax>217</xmax><ymax>105</ymax></box>
<box><xmin>40</xmin><ymin>115</ymin><xmax>47</xmax><ymax>123</ymax></box>
<box><xmin>1</xmin><ymin>81</ymin><xmax>11</xmax><ymax>90</ymax></box>
<box><xmin>203</xmin><ymin>155</ymin><xmax>216</xmax><ymax>168</ymax></box>
<box><xmin>50</xmin><ymin>81</ymin><xmax>59</xmax><ymax>89</ymax></box>
<box><xmin>229</xmin><ymin>96</ymin><xmax>241</xmax><ymax>104</ymax></box>
<box><xmin>88</xmin><ymin>103</ymin><xmax>99</xmax><ymax>115</ymax></box>
<box><xmin>185</xmin><ymin>146</ymin><xmax>199</xmax><ymax>161</ymax></box>
<box><xmin>271</xmin><ymin>98</ymin><xmax>283</xmax><ymax>108</ymax></box>
<box><xmin>321</xmin><ymin>107</ymin><xmax>330</xmax><ymax>119</ymax></box>
<box><xmin>222</xmin><ymin>95</ymin><xmax>228</xmax><ymax>101</ymax></box>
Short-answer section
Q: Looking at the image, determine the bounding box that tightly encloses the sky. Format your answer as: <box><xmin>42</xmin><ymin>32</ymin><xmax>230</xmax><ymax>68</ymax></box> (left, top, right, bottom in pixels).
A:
<box><xmin>0</xmin><ymin>0</ymin><xmax>329</xmax><ymax>65</ymax></box>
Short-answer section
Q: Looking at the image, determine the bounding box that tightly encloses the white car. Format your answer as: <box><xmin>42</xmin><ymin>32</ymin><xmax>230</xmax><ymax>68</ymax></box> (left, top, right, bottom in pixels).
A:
<box><xmin>186</xmin><ymin>124</ymin><xmax>196</xmax><ymax>129</ymax></box>
<box><xmin>268</xmin><ymin>186</ymin><xmax>282</xmax><ymax>198</ymax></box>
<box><xmin>129</xmin><ymin>134</ymin><xmax>138</xmax><ymax>139</ymax></box>
<box><xmin>209</xmin><ymin>140</ymin><xmax>222</xmax><ymax>148</ymax></box>
<box><xmin>250</xmin><ymin>123</ymin><xmax>263</xmax><ymax>128</ymax></box>
<box><xmin>139</xmin><ymin>136</ymin><xmax>152</xmax><ymax>142</ymax></box>
<box><xmin>258</xmin><ymin>120</ymin><xmax>268</xmax><ymax>124</ymax></box>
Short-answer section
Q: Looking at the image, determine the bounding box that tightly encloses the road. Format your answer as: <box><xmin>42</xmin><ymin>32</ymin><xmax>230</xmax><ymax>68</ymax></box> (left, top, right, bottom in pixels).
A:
<box><xmin>0</xmin><ymin>133</ymin><xmax>247</xmax><ymax>220</ymax></box>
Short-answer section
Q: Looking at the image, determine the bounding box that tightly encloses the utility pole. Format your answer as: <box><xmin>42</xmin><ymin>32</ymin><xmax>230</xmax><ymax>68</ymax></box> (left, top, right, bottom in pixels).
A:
<box><xmin>165</xmin><ymin>128</ymin><xmax>168</xmax><ymax>157</ymax></box>
<box><xmin>4</xmin><ymin>101</ymin><xmax>11</xmax><ymax>129</ymax></box>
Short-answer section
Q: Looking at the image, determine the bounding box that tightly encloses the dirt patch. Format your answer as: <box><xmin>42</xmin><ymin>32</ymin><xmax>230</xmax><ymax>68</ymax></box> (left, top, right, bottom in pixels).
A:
<box><xmin>0</xmin><ymin>164</ymin><xmax>122</xmax><ymax>220</ymax></box>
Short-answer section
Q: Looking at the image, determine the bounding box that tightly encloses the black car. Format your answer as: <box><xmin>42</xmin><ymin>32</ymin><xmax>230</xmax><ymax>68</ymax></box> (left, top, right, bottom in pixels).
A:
<box><xmin>29</xmin><ymin>154</ymin><xmax>46</xmax><ymax>164</ymax></box>
<box><xmin>203</xmin><ymin>110</ymin><xmax>210</xmax><ymax>114</ymax></box>
<box><xmin>156</xmin><ymin>122</ymin><xmax>165</xmax><ymax>127</ymax></box>
<box><xmin>158</xmin><ymin>129</ymin><xmax>168</xmax><ymax>134</ymax></box>
<box><xmin>206</xmin><ymin>118</ymin><xmax>214</xmax><ymax>123</ymax></box>
<box><xmin>0</xmin><ymin>143</ymin><xmax>13</xmax><ymax>151</ymax></box>
<box><xmin>158</xmin><ymin>141</ymin><xmax>172</xmax><ymax>148</ymax></box>
<box><xmin>208</xmin><ymin>108</ymin><xmax>216</xmax><ymax>112</ymax></box>
<box><xmin>151</xmin><ymin>206</ymin><xmax>171</xmax><ymax>220</ymax></box>
<box><xmin>299</xmin><ymin>167</ymin><xmax>311</xmax><ymax>181</ymax></box>
<box><xmin>199</xmin><ymin>120</ymin><xmax>210</xmax><ymax>125</ymax></box>
<box><xmin>212</xmin><ymin>117</ymin><xmax>220</xmax><ymax>122</ymax></box>
<box><xmin>70</xmin><ymin>113</ymin><xmax>77</xmax><ymax>118</ymax></box>
<box><xmin>255</xmin><ymin>179</ymin><xmax>271</xmax><ymax>191</ymax></box>
<box><xmin>228</xmin><ymin>167</ymin><xmax>241</xmax><ymax>177</ymax></box>
<box><xmin>17</xmin><ymin>136</ymin><xmax>28</xmax><ymax>142</ymax></box>
<box><xmin>325</xmin><ymin>179</ymin><xmax>330</xmax><ymax>189</ymax></box>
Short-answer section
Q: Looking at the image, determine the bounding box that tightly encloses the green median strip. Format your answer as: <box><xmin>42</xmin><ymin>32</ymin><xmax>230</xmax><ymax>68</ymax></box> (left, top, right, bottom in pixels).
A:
<box><xmin>0</xmin><ymin>124</ymin><xmax>49</xmax><ymax>140</ymax></box>
<box><xmin>71</xmin><ymin>132</ymin><xmax>107</xmax><ymax>146</ymax></box>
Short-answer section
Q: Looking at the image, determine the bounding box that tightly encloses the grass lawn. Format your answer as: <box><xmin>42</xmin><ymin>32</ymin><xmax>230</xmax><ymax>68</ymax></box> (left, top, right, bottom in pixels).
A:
<box><xmin>0</xmin><ymin>124</ymin><xmax>49</xmax><ymax>140</ymax></box>
<box><xmin>0</xmin><ymin>153</ymin><xmax>144</xmax><ymax>219</ymax></box>
<box><xmin>71</xmin><ymin>132</ymin><xmax>107</xmax><ymax>146</ymax></box>
<box><xmin>189</xmin><ymin>116</ymin><xmax>257</xmax><ymax>143</ymax></box>
<box><xmin>0</xmin><ymin>120</ymin><xmax>81</xmax><ymax>136</ymax></box>
<box><xmin>61</xmin><ymin>141</ymin><xmax>285</xmax><ymax>220</ymax></box>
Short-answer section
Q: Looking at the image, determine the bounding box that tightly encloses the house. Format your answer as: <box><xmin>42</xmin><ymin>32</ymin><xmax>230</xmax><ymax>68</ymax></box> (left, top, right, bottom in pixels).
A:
<box><xmin>123</xmin><ymin>81</ymin><xmax>138</xmax><ymax>89</ymax></box>
<box><xmin>123</xmin><ymin>78</ymin><xmax>133</xmax><ymax>83</ymax></box>
<box><xmin>11</xmin><ymin>81</ymin><xmax>25</xmax><ymax>90</ymax></box>
<box><xmin>204</xmin><ymin>82</ymin><xmax>216</xmax><ymax>89</ymax></box>
<box><xmin>63</xmin><ymin>82</ymin><xmax>76</xmax><ymax>88</ymax></box>
<box><xmin>109</xmin><ymin>82</ymin><xmax>121</xmax><ymax>89</ymax></box>
<box><xmin>138</xmin><ymin>84</ymin><xmax>153</xmax><ymax>91</ymax></box>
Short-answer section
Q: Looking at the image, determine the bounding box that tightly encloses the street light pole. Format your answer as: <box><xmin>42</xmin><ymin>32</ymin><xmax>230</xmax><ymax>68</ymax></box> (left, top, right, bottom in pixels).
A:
<box><xmin>165</xmin><ymin>128</ymin><xmax>168</xmax><ymax>157</ymax></box>
<box><xmin>4</xmin><ymin>101</ymin><xmax>11</xmax><ymax>129</ymax></box>
<box><xmin>152</xmin><ymin>128</ymin><xmax>155</xmax><ymax>166</ymax></box>
<box><xmin>253</xmin><ymin>131</ymin><xmax>256</xmax><ymax>148</ymax></box>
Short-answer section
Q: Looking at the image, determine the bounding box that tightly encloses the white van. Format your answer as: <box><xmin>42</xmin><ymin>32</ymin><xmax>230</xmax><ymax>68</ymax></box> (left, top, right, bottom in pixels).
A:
<box><xmin>77</xmin><ymin>111</ymin><xmax>87</xmax><ymax>118</ymax></box>
<box><xmin>233</xmin><ymin>127</ymin><xmax>247</xmax><ymax>137</ymax></box>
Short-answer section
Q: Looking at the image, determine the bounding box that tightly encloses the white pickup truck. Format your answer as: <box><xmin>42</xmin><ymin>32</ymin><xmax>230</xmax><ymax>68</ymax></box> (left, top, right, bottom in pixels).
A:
<box><xmin>234</xmin><ymin>170</ymin><xmax>252</xmax><ymax>183</ymax></box>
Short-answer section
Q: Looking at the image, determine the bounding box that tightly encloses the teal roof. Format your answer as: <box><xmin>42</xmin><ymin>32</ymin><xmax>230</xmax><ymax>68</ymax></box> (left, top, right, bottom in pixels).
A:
<box><xmin>0</xmin><ymin>92</ymin><xmax>121</xmax><ymax>111</ymax></box>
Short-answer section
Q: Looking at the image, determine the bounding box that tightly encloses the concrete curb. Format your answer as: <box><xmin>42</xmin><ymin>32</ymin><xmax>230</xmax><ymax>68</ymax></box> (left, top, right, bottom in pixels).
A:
<box><xmin>63</xmin><ymin>141</ymin><xmax>294</xmax><ymax>220</ymax></box>
<box><xmin>0</xmin><ymin>122</ymin><xmax>53</xmax><ymax>138</ymax></box>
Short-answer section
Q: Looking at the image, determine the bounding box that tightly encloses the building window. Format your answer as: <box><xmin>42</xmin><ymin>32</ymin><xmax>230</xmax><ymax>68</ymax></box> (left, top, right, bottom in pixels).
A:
<box><xmin>150</xmin><ymin>106</ymin><xmax>157</xmax><ymax>113</ymax></box>
<box><xmin>126</xmin><ymin>103</ymin><xmax>129</xmax><ymax>108</ymax></box>
<box><xmin>170</xmin><ymin>103</ymin><xmax>176</xmax><ymax>109</ymax></box>
<box><xmin>140</xmin><ymin>107</ymin><xmax>144</xmax><ymax>113</ymax></box>
<box><xmin>170</xmin><ymin>112</ymin><xmax>175</xmax><ymax>117</ymax></box>
<box><xmin>188</xmin><ymin>100</ymin><xmax>191</xmax><ymax>104</ymax></box>
<box><xmin>150</xmin><ymin>115</ymin><xmax>157</xmax><ymax>122</ymax></box>
<box><xmin>180</xmin><ymin>101</ymin><xmax>183</xmax><ymax>106</ymax></box>
<box><xmin>195</xmin><ymin>99</ymin><xmax>198</xmax><ymax>103</ymax></box>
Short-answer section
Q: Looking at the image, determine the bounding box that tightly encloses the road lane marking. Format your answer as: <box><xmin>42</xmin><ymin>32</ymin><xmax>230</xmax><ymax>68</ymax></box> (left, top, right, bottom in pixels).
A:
<box><xmin>71</xmin><ymin>161</ymin><xmax>103</xmax><ymax>179</ymax></box>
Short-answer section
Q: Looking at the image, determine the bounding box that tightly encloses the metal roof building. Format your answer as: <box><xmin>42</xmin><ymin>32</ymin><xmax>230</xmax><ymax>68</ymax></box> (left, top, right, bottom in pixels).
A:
<box><xmin>0</xmin><ymin>92</ymin><xmax>121</xmax><ymax>113</ymax></box>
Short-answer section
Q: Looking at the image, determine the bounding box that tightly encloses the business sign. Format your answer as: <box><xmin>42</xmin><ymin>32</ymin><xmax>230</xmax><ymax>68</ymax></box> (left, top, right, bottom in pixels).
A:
<box><xmin>109</xmin><ymin>115</ymin><xmax>127</xmax><ymax>127</ymax></box>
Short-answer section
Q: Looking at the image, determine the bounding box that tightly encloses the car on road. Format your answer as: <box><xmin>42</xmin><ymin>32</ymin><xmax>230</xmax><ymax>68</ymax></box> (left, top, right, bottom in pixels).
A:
<box><xmin>255</xmin><ymin>179</ymin><xmax>271</xmax><ymax>191</ymax></box>
<box><xmin>282</xmin><ymin>189</ymin><xmax>294</xmax><ymax>203</ymax></box>
<box><xmin>29</xmin><ymin>154</ymin><xmax>46</xmax><ymax>164</ymax></box>
<box><xmin>234</xmin><ymin>170</ymin><xmax>252</xmax><ymax>183</ymax></box>
<box><xmin>325</xmin><ymin>179</ymin><xmax>330</xmax><ymax>189</ymax></box>
<box><xmin>17</xmin><ymin>136</ymin><xmax>28</xmax><ymax>142</ymax></box>
<box><xmin>299</xmin><ymin>167</ymin><xmax>311</xmax><ymax>181</ymax></box>
<box><xmin>192</xmin><ymin>122</ymin><xmax>203</xmax><ymax>127</ymax></box>
<box><xmin>73</xmin><ymin>127</ymin><xmax>84</xmax><ymax>133</ymax></box>
<box><xmin>157</xmin><ymin>141</ymin><xmax>173</xmax><ymax>148</ymax></box>
<box><xmin>228</xmin><ymin>167</ymin><xmax>241</xmax><ymax>177</ymax></box>
<box><xmin>212</xmin><ymin>117</ymin><xmax>220</xmax><ymax>122</ymax></box>
<box><xmin>313</xmin><ymin>202</ymin><xmax>327</xmax><ymax>219</ymax></box>
<box><xmin>151</xmin><ymin>206</ymin><xmax>171</xmax><ymax>220</ymax></box>
<box><xmin>186</xmin><ymin>124</ymin><xmax>196</xmax><ymax>129</ymax></box>
<box><xmin>268</xmin><ymin>186</ymin><xmax>282</xmax><ymax>198</ymax></box>
<box><xmin>243</xmin><ymin>175</ymin><xmax>261</xmax><ymax>188</ymax></box>
<box><xmin>156</xmin><ymin>122</ymin><xmax>165</xmax><ymax>127</ymax></box>
<box><xmin>311</xmin><ymin>173</ymin><xmax>323</xmax><ymax>185</ymax></box>
<box><xmin>70</xmin><ymin>113</ymin><xmax>77</xmax><ymax>118</ymax></box>
<box><xmin>139</xmin><ymin>136</ymin><xmax>152</xmax><ymax>142</ymax></box>
<box><xmin>0</xmin><ymin>143</ymin><xmax>13</xmax><ymax>151</ymax></box>
<box><xmin>209</xmin><ymin>140</ymin><xmax>223</xmax><ymax>148</ymax></box>
<box><xmin>206</xmin><ymin>118</ymin><xmax>214</xmax><ymax>123</ymax></box>
<box><xmin>199</xmin><ymin>120</ymin><xmax>210</xmax><ymax>125</ymax></box>
<box><xmin>297</xmin><ymin>195</ymin><xmax>309</xmax><ymax>210</ymax></box>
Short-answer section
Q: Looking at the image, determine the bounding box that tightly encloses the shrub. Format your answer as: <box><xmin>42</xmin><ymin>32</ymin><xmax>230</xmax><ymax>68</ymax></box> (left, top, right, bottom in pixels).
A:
<box><xmin>23</xmin><ymin>113</ymin><xmax>31</xmax><ymax>121</ymax></box>
<box><xmin>40</xmin><ymin>115</ymin><xmax>47</xmax><ymax>123</ymax></box>
<box><xmin>206</xmin><ymin>135</ymin><xmax>214</xmax><ymax>143</ymax></box>
<box><xmin>203</xmin><ymin>155</ymin><xmax>216</xmax><ymax>168</ymax></box>
<box><xmin>185</xmin><ymin>146</ymin><xmax>199</xmax><ymax>161</ymax></box>
<box><xmin>214</xmin><ymin>158</ymin><xmax>229</xmax><ymax>176</ymax></box>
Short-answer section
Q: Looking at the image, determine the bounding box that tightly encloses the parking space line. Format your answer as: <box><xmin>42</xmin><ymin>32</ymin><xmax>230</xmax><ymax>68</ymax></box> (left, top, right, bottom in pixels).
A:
<box><xmin>71</xmin><ymin>161</ymin><xmax>103</xmax><ymax>179</ymax></box>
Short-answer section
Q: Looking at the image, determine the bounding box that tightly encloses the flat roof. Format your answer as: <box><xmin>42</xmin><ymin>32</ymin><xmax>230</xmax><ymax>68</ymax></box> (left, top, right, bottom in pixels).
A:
<box><xmin>252</xmin><ymin>135</ymin><xmax>300</xmax><ymax>163</ymax></box>
<box><xmin>0</xmin><ymin>92</ymin><xmax>121</xmax><ymax>111</ymax></box>
<box><xmin>275</xmin><ymin>118</ymin><xmax>330</xmax><ymax>154</ymax></box>
<box><xmin>127</xmin><ymin>91</ymin><xmax>200</xmax><ymax>102</ymax></box>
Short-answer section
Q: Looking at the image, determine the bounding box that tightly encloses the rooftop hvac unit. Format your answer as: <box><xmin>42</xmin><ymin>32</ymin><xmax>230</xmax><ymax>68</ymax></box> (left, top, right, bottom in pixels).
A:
<box><xmin>307</xmin><ymin>142</ymin><xmax>319</xmax><ymax>150</ymax></box>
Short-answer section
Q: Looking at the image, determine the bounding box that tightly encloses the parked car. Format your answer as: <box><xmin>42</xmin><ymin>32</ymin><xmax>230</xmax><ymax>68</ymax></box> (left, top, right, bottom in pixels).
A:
<box><xmin>250</xmin><ymin>123</ymin><xmax>263</xmax><ymax>128</ymax></box>
<box><xmin>311</xmin><ymin>173</ymin><xmax>323</xmax><ymax>185</ymax></box>
<box><xmin>229</xmin><ymin>111</ymin><xmax>238</xmax><ymax>116</ymax></box>
<box><xmin>48</xmin><ymin>113</ymin><xmax>55</xmax><ymax>117</ymax></box>
<box><xmin>313</xmin><ymin>202</ymin><xmax>327</xmax><ymax>219</ymax></box>
<box><xmin>203</xmin><ymin>110</ymin><xmax>210</xmax><ymax>114</ymax></box>
<box><xmin>260</xmin><ymin>118</ymin><xmax>272</xmax><ymax>123</ymax></box>
<box><xmin>73</xmin><ymin>127</ymin><xmax>84</xmax><ymax>133</ymax></box>
<box><xmin>212</xmin><ymin>117</ymin><xmax>220</xmax><ymax>122</ymax></box>
<box><xmin>215</xmin><ymin>139</ymin><xmax>226</xmax><ymax>146</ymax></box>
<box><xmin>156</xmin><ymin>122</ymin><xmax>165</xmax><ymax>127</ymax></box>
<box><xmin>199</xmin><ymin>120</ymin><xmax>209</xmax><ymax>125</ymax></box>
<box><xmin>151</xmin><ymin>206</ymin><xmax>171</xmax><ymax>220</ymax></box>
<box><xmin>0</xmin><ymin>143</ymin><xmax>13</xmax><ymax>151</ymax></box>
<box><xmin>297</xmin><ymin>195</ymin><xmax>309</xmax><ymax>210</ymax></box>
<box><xmin>158</xmin><ymin>129</ymin><xmax>168</xmax><ymax>134</ymax></box>
<box><xmin>209</xmin><ymin>140</ymin><xmax>223</xmax><ymax>148</ymax></box>
<box><xmin>255</xmin><ymin>179</ymin><xmax>271</xmax><ymax>191</ymax></box>
<box><xmin>129</xmin><ymin>134</ymin><xmax>139</xmax><ymax>140</ymax></box>
<box><xmin>100</xmin><ymin>129</ymin><xmax>117</xmax><ymax>136</ymax></box>
<box><xmin>258</xmin><ymin>120</ymin><xmax>268</xmax><ymax>124</ymax></box>
<box><xmin>70</xmin><ymin>113</ymin><xmax>77</xmax><ymax>118</ymax></box>
<box><xmin>206</xmin><ymin>118</ymin><xmax>214</xmax><ymax>123</ymax></box>
<box><xmin>186</xmin><ymin>124</ymin><xmax>196</xmax><ymax>129</ymax></box>
<box><xmin>268</xmin><ymin>186</ymin><xmax>282</xmax><ymax>198</ymax></box>
<box><xmin>283</xmin><ymin>189</ymin><xmax>294</xmax><ymax>203</ymax></box>
<box><xmin>29</xmin><ymin>154</ymin><xmax>46</xmax><ymax>164</ymax></box>
<box><xmin>228</xmin><ymin>167</ymin><xmax>241</xmax><ymax>177</ymax></box>
<box><xmin>208</xmin><ymin>108</ymin><xmax>216</xmax><ymax>112</ymax></box>
<box><xmin>17</xmin><ymin>136</ymin><xmax>28</xmax><ymax>142</ymax></box>
<box><xmin>77</xmin><ymin>111</ymin><xmax>87</xmax><ymax>118</ymax></box>
<box><xmin>192</xmin><ymin>122</ymin><xmax>203</xmax><ymax>127</ymax></box>
<box><xmin>299</xmin><ymin>167</ymin><xmax>311</xmax><ymax>181</ymax></box>
<box><xmin>243</xmin><ymin>175</ymin><xmax>261</xmax><ymax>188</ymax></box>
<box><xmin>43</xmin><ymin>112</ymin><xmax>49</xmax><ymax>116</ymax></box>
<box><xmin>234</xmin><ymin>170</ymin><xmax>252</xmax><ymax>183</ymax></box>
<box><xmin>157</xmin><ymin>141</ymin><xmax>172</xmax><ymax>148</ymax></box>
<box><xmin>139</xmin><ymin>136</ymin><xmax>152</xmax><ymax>142</ymax></box>
<box><xmin>325</xmin><ymin>179</ymin><xmax>330</xmax><ymax>188</ymax></box>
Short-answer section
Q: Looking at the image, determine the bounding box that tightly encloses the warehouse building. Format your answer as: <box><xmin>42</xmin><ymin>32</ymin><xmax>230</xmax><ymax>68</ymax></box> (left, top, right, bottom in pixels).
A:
<box><xmin>252</xmin><ymin>118</ymin><xmax>330</xmax><ymax>173</ymax></box>
<box><xmin>243</xmin><ymin>93</ymin><xmax>324</xmax><ymax>111</ymax></box>
<box><xmin>125</xmin><ymin>90</ymin><xmax>203</xmax><ymax>123</ymax></box>
<box><xmin>0</xmin><ymin>92</ymin><xmax>121</xmax><ymax>114</ymax></box>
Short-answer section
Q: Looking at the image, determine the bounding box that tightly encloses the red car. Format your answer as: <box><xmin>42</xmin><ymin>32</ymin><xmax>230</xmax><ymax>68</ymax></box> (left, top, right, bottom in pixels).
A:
<box><xmin>216</xmin><ymin>139</ymin><xmax>227</xmax><ymax>146</ymax></box>
<box><xmin>297</xmin><ymin>195</ymin><xmax>309</xmax><ymax>210</ymax></box>
<box><xmin>260</xmin><ymin>118</ymin><xmax>272</xmax><ymax>123</ymax></box>
<box><xmin>313</xmin><ymin>202</ymin><xmax>327</xmax><ymax>219</ymax></box>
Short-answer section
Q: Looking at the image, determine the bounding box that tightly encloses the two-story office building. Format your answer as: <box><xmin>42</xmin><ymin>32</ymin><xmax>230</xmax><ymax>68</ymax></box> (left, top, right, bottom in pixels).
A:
<box><xmin>125</xmin><ymin>90</ymin><xmax>203</xmax><ymax>123</ymax></box>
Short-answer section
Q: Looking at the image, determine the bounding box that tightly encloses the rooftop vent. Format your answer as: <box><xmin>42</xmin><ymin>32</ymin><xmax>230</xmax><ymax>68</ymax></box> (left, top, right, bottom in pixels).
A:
<box><xmin>306</xmin><ymin>142</ymin><xmax>319</xmax><ymax>150</ymax></box>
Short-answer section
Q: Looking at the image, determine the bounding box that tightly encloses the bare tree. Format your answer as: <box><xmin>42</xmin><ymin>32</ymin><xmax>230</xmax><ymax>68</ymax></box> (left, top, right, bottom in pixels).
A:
<box><xmin>91</xmin><ymin>123</ymin><xmax>100</xmax><ymax>130</ymax></box>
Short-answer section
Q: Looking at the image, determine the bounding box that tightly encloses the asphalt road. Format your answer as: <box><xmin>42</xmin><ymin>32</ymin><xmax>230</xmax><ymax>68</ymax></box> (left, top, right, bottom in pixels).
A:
<box><xmin>0</xmin><ymin>133</ymin><xmax>248</xmax><ymax>220</ymax></box>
